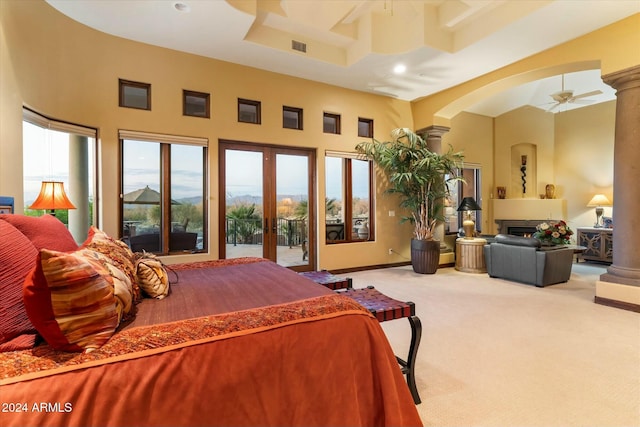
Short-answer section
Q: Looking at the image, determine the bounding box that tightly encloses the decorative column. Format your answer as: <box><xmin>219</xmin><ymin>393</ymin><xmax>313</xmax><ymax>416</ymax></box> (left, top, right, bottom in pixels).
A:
<box><xmin>417</xmin><ymin>125</ymin><xmax>451</xmax><ymax>250</ymax></box>
<box><xmin>68</xmin><ymin>134</ymin><xmax>90</xmax><ymax>243</ymax></box>
<box><xmin>597</xmin><ymin>65</ymin><xmax>640</xmax><ymax>311</ymax></box>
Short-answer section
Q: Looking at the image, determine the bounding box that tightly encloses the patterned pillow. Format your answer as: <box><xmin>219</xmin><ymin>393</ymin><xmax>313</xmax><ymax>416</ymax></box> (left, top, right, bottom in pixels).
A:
<box><xmin>134</xmin><ymin>252</ymin><xmax>170</xmax><ymax>300</ymax></box>
<box><xmin>79</xmin><ymin>248</ymin><xmax>134</xmax><ymax>323</ymax></box>
<box><xmin>81</xmin><ymin>226</ymin><xmax>140</xmax><ymax>301</ymax></box>
<box><xmin>24</xmin><ymin>249</ymin><xmax>119</xmax><ymax>353</ymax></box>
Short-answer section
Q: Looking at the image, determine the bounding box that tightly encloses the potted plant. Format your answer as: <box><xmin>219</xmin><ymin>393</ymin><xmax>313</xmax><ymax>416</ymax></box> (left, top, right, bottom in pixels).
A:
<box><xmin>356</xmin><ymin>128</ymin><xmax>464</xmax><ymax>274</ymax></box>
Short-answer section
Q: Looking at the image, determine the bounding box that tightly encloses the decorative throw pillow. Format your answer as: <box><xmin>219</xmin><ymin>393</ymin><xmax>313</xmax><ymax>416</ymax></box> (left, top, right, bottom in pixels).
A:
<box><xmin>24</xmin><ymin>249</ymin><xmax>119</xmax><ymax>353</ymax></box>
<box><xmin>0</xmin><ymin>213</ymin><xmax>78</xmax><ymax>252</ymax></box>
<box><xmin>78</xmin><ymin>248</ymin><xmax>134</xmax><ymax>323</ymax></box>
<box><xmin>134</xmin><ymin>252</ymin><xmax>170</xmax><ymax>300</ymax></box>
<box><xmin>0</xmin><ymin>219</ymin><xmax>39</xmax><ymax>352</ymax></box>
<box><xmin>82</xmin><ymin>226</ymin><xmax>140</xmax><ymax>301</ymax></box>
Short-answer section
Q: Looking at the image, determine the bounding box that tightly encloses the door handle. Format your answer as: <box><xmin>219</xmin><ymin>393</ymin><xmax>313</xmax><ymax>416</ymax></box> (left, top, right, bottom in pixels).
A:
<box><xmin>272</xmin><ymin>218</ymin><xmax>277</xmax><ymax>234</ymax></box>
<box><xmin>264</xmin><ymin>218</ymin><xmax>269</xmax><ymax>234</ymax></box>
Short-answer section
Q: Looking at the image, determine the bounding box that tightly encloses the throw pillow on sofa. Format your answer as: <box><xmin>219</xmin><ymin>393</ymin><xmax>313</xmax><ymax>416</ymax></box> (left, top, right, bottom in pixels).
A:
<box><xmin>23</xmin><ymin>248</ymin><xmax>119</xmax><ymax>353</ymax></box>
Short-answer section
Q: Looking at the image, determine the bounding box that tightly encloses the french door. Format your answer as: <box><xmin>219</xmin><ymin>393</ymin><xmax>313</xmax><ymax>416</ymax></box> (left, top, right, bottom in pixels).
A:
<box><xmin>219</xmin><ymin>141</ymin><xmax>316</xmax><ymax>271</ymax></box>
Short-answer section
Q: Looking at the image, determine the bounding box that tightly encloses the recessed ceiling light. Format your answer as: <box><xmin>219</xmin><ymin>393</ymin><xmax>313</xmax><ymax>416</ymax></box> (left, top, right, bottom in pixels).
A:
<box><xmin>174</xmin><ymin>2</ymin><xmax>190</xmax><ymax>12</ymax></box>
<box><xmin>393</xmin><ymin>64</ymin><xmax>406</xmax><ymax>74</ymax></box>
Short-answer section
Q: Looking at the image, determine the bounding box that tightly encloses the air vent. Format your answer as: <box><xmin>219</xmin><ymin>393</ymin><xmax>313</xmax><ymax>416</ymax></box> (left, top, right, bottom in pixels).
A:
<box><xmin>292</xmin><ymin>40</ymin><xmax>307</xmax><ymax>53</ymax></box>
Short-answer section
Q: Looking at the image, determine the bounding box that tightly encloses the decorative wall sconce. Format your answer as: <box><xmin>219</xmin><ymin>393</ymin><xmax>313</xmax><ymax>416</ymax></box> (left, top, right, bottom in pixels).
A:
<box><xmin>520</xmin><ymin>155</ymin><xmax>527</xmax><ymax>196</ymax></box>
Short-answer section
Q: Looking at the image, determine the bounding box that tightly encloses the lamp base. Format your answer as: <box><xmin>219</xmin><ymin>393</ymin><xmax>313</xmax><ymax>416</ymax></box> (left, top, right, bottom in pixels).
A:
<box><xmin>462</xmin><ymin>219</ymin><xmax>475</xmax><ymax>240</ymax></box>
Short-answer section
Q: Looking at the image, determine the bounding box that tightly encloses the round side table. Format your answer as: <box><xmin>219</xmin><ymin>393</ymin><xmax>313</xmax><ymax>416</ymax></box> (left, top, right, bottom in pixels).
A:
<box><xmin>455</xmin><ymin>237</ymin><xmax>487</xmax><ymax>273</ymax></box>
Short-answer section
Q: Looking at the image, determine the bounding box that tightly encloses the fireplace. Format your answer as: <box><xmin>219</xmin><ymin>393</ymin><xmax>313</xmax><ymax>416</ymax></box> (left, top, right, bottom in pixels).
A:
<box><xmin>495</xmin><ymin>219</ymin><xmax>559</xmax><ymax>236</ymax></box>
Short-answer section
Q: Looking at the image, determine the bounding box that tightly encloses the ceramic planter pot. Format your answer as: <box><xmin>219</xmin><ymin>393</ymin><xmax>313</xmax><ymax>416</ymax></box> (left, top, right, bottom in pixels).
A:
<box><xmin>411</xmin><ymin>238</ymin><xmax>440</xmax><ymax>274</ymax></box>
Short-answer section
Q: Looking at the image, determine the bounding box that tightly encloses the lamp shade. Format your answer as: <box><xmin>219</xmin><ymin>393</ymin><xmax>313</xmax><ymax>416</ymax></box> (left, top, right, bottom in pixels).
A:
<box><xmin>457</xmin><ymin>197</ymin><xmax>481</xmax><ymax>212</ymax></box>
<box><xmin>29</xmin><ymin>181</ymin><xmax>76</xmax><ymax>210</ymax></box>
<box><xmin>587</xmin><ymin>194</ymin><xmax>611</xmax><ymax>207</ymax></box>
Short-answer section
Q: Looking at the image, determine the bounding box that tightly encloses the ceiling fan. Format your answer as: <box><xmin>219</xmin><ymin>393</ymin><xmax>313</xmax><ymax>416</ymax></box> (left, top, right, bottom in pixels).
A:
<box><xmin>544</xmin><ymin>74</ymin><xmax>603</xmax><ymax>112</ymax></box>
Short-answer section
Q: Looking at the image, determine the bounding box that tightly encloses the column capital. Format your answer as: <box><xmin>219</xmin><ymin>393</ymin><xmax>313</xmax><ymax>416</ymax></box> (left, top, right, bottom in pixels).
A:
<box><xmin>603</xmin><ymin>65</ymin><xmax>640</xmax><ymax>92</ymax></box>
<box><xmin>415</xmin><ymin>125</ymin><xmax>450</xmax><ymax>139</ymax></box>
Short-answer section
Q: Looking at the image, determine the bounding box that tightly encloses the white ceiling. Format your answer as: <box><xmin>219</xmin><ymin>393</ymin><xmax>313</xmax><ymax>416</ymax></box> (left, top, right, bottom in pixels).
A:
<box><xmin>46</xmin><ymin>0</ymin><xmax>639</xmax><ymax>117</ymax></box>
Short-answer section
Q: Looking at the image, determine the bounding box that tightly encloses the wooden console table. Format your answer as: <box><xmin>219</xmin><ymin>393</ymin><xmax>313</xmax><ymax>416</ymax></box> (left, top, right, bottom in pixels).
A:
<box><xmin>577</xmin><ymin>227</ymin><xmax>612</xmax><ymax>264</ymax></box>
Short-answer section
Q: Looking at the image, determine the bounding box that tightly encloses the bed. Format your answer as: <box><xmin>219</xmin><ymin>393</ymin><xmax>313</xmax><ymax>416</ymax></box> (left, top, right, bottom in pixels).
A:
<box><xmin>0</xmin><ymin>214</ymin><xmax>422</xmax><ymax>427</ymax></box>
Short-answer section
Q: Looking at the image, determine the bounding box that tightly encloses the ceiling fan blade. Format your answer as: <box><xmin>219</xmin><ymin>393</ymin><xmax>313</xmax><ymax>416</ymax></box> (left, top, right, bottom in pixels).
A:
<box><xmin>571</xmin><ymin>99</ymin><xmax>595</xmax><ymax>105</ymax></box>
<box><xmin>571</xmin><ymin>90</ymin><xmax>603</xmax><ymax>100</ymax></box>
<box><xmin>546</xmin><ymin>103</ymin><xmax>561</xmax><ymax>112</ymax></box>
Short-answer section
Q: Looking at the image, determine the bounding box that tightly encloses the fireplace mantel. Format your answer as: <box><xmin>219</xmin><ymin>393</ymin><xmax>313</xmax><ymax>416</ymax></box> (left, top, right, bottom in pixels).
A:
<box><xmin>493</xmin><ymin>198</ymin><xmax>566</xmax><ymax>221</ymax></box>
<box><xmin>492</xmin><ymin>198</ymin><xmax>566</xmax><ymax>235</ymax></box>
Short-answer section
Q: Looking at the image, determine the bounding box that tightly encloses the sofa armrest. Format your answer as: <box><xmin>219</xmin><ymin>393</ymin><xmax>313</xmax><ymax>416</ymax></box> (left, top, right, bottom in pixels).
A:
<box><xmin>535</xmin><ymin>248</ymin><xmax>574</xmax><ymax>287</ymax></box>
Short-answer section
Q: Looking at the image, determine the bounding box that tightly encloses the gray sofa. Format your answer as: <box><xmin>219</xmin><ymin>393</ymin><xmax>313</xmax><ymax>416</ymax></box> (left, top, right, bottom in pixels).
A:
<box><xmin>483</xmin><ymin>234</ymin><xmax>574</xmax><ymax>287</ymax></box>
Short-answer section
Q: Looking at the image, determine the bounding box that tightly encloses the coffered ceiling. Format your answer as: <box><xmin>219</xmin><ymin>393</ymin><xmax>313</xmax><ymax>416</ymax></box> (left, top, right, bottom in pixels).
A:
<box><xmin>46</xmin><ymin>0</ymin><xmax>639</xmax><ymax>116</ymax></box>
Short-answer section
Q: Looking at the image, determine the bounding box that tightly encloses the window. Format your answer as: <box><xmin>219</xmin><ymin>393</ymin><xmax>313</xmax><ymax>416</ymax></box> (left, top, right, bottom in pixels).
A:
<box><xmin>323</xmin><ymin>112</ymin><xmax>341</xmax><ymax>134</ymax></box>
<box><xmin>22</xmin><ymin>108</ymin><xmax>97</xmax><ymax>241</ymax></box>
<box><xmin>120</xmin><ymin>131</ymin><xmax>208</xmax><ymax>255</ymax></box>
<box><xmin>119</xmin><ymin>79</ymin><xmax>151</xmax><ymax>110</ymax></box>
<box><xmin>358</xmin><ymin>118</ymin><xmax>373</xmax><ymax>138</ymax></box>
<box><xmin>445</xmin><ymin>164</ymin><xmax>482</xmax><ymax>234</ymax></box>
<box><xmin>325</xmin><ymin>152</ymin><xmax>374</xmax><ymax>243</ymax></box>
<box><xmin>238</xmin><ymin>98</ymin><xmax>261</xmax><ymax>124</ymax></box>
<box><xmin>183</xmin><ymin>90</ymin><xmax>210</xmax><ymax>118</ymax></box>
<box><xmin>283</xmin><ymin>106</ymin><xmax>303</xmax><ymax>130</ymax></box>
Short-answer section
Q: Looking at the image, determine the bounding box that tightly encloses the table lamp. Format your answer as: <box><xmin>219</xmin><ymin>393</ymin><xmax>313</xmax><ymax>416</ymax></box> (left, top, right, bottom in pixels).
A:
<box><xmin>586</xmin><ymin>194</ymin><xmax>611</xmax><ymax>228</ymax></box>
<box><xmin>457</xmin><ymin>197</ymin><xmax>481</xmax><ymax>239</ymax></box>
<box><xmin>29</xmin><ymin>181</ymin><xmax>76</xmax><ymax>216</ymax></box>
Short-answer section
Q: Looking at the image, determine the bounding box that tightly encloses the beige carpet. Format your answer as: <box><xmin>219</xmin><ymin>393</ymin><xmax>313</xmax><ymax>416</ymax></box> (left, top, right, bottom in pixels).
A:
<box><xmin>345</xmin><ymin>263</ymin><xmax>640</xmax><ymax>427</ymax></box>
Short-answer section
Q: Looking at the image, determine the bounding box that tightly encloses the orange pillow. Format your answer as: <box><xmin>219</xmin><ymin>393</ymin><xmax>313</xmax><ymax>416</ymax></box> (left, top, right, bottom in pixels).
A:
<box><xmin>24</xmin><ymin>249</ymin><xmax>119</xmax><ymax>353</ymax></box>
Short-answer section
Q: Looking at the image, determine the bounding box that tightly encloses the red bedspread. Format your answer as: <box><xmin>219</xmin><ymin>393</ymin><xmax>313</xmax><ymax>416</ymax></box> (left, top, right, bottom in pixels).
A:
<box><xmin>0</xmin><ymin>259</ymin><xmax>422</xmax><ymax>427</ymax></box>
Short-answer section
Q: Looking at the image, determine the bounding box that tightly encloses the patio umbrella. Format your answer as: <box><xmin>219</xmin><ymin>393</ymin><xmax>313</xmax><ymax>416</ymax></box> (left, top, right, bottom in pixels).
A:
<box><xmin>123</xmin><ymin>186</ymin><xmax>180</xmax><ymax>204</ymax></box>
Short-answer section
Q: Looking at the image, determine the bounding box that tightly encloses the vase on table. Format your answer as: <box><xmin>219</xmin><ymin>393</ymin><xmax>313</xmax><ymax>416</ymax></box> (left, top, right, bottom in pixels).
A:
<box><xmin>545</xmin><ymin>184</ymin><xmax>555</xmax><ymax>199</ymax></box>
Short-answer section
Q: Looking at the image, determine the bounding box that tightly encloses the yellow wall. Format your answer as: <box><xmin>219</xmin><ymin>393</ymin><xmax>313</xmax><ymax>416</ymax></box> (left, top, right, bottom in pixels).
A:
<box><xmin>0</xmin><ymin>0</ymin><xmax>413</xmax><ymax>269</ymax></box>
<box><xmin>0</xmin><ymin>1</ymin><xmax>632</xmax><ymax>269</ymax></box>
<box><xmin>411</xmin><ymin>14</ymin><xmax>640</xmax><ymax>128</ymax></box>
<box><xmin>555</xmin><ymin>101</ymin><xmax>615</xmax><ymax>228</ymax></box>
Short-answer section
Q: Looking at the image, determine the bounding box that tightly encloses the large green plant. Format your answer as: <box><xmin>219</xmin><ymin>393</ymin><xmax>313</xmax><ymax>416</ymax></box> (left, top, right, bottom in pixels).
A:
<box><xmin>356</xmin><ymin>128</ymin><xmax>464</xmax><ymax>241</ymax></box>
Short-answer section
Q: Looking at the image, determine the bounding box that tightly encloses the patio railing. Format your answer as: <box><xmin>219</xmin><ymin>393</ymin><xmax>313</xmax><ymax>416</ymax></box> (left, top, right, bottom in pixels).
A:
<box><xmin>225</xmin><ymin>217</ymin><xmax>307</xmax><ymax>247</ymax></box>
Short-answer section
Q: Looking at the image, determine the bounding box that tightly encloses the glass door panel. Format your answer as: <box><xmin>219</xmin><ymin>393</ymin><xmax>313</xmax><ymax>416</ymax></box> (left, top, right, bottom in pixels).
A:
<box><xmin>220</xmin><ymin>142</ymin><xmax>315</xmax><ymax>271</ymax></box>
<box><xmin>276</xmin><ymin>153</ymin><xmax>309</xmax><ymax>267</ymax></box>
<box><xmin>223</xmin><ymin>149</ymin><xmax>264</xmax><ymax>260</ymax></box>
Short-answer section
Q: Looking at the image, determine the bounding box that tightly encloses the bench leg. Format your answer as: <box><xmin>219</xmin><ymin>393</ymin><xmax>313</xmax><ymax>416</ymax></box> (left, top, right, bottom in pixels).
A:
<box><xmin>396</xmin><ymin>315</ymin><xmax>422</xmax><ymax>404</ymax></box>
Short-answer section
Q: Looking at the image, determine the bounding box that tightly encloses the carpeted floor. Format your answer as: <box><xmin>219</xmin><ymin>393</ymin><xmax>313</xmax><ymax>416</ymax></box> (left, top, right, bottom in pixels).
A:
<box><xmin>345</xmin><ymin>263</ymin><xmax>640</xmax><ymax>427</ymax></box>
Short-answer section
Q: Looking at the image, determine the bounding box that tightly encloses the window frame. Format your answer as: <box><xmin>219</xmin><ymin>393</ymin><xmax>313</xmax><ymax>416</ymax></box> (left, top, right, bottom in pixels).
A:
<box><xmin>325</xmin><ymin>152</ymin><xmax>374</xmax><ymax>244</ymax></box>
<box><xmin>119</xmin><ymin>79</ymin><xmax>151</xmax><ymax>110</ymax></box>
<box><xmin>283</xmin><ymin>106</ymin><xmax>303</xmax><ymax>130</ymax></box>
<box><xmin>119</xmin><ymin>131</ymin><xmax>209</xmax><ymax>255</ymax></box>
<box><xmin>238</xmin><ymin>98</ymin><xmax>261</xmax><ymax>124</ymax></box>
<box><xmin>358</xmin><ymin>117</ymin><xmax>374</xmax><ymax>138</ymax></box>
<box><xmin>183</xmin><ymin>89</ymin><xmax>210</xmax><ymax>118</ymax></box>
<box><xmin>22</xmin><ymin>107</ymin><xmax>99</xmax><ymax>228</ymax></box>
<box><xmin>323</xmin><ymin>112</ymin><xmax>341</xmax><ymax>134</ymax></box>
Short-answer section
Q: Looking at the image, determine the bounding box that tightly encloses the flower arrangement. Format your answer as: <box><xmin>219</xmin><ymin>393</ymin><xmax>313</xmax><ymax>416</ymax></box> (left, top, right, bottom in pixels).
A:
<box><xmin>533</xmin><ymin>220</ymin><xmax>573</xmax><ymax>245</ymax></box>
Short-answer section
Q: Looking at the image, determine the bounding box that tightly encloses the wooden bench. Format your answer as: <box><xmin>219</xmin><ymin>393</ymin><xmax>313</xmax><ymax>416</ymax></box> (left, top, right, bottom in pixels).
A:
<box><xmin>339</xmin><ymin>286</ymin><xmax>422</xmax><ymax>404</ymax></box>
<box><xmin>299</xmin><ymin>270</ymin><xmax>352</xmax><ymax>290</ymax></box>
<box><xmin>301</xmin><ymin>269</ymin><xmax>422</xmax><ymax>405</ymax></box>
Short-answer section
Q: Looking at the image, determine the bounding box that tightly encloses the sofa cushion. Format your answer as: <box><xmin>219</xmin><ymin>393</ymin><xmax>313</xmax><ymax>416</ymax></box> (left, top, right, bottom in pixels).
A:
<box><xmin>494</xmin><ymin>234</ymin><xmax>541</xmax><ymax>248</ymax></box>
<box><xmin>0</xmin><ymin>214</ymin><xmax>78</xmax><ymax>252</ymax></box>
<box><xmin>23</xmin><ymin>248</ymin><xmax>119</xmax><ymax>352</ymax></box>
<box><xmin>0</xmin><ymin>219</ymin><xmax>39</xmax><ymax>352</ymax></box>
